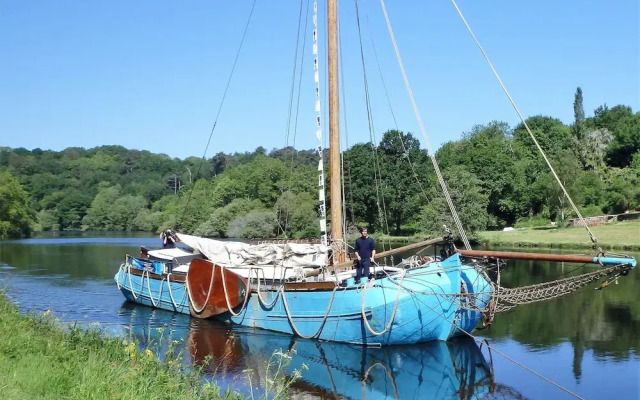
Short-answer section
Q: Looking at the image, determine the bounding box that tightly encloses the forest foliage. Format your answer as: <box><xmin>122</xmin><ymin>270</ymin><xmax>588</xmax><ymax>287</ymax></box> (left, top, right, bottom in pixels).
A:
<box><xmin>1</xmin><ymin>90</ymin><xmax>638</xmax><ymax>239</ymax></box>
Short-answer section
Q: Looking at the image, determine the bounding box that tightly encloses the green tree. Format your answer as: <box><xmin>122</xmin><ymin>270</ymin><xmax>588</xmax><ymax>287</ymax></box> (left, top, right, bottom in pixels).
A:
<box><xmin>82</xmin><ymin>184</ymin><xmax>122</xmax><ymax>230</ymax></box>
<box><xmin>572</xmin><ymin>87</ymin><xmax>589</xmax><ymax>168</ymax></box>
<box><xmin>35</xmin><ymin>209</ymin><xmax>59</xmax><ymax>232</ymax></box>
<box><xmin>418</xmin><ymin>166</ymin><xmax>491</xmax><ymax>238</ymax></box>
<box><xmin>514</xmin><ymin>116</ymin><xmax>572</xmax><ymax>159</ymax></box>
<box><xmin>377</xmin><ymin>130</ymin><xmax>430</xmax><ymax>234</ymax></box>
<box><xmin>343</xmin><ymin>143</ymin><xmax>380</xmax><ymax>229</ymax></box>
<box><xmin>438</xmin><ymin>122</ymin><xmax>523</xmax><ymax>226</ymax></box>
<box><xmin>602</xmin><ymin>168</ymin><xmax>639</xmax><ymax>214</ymax></box>
<box><xmin>0</xmin><ymin>170</ymin><xmax>33</xmax><ymax>239</ymax></box>
<box><xmin>275</xmin><ymin>191</ymin><xmax>319</xmax><ymax>238</ymax></box>
<box><xmin>133</xmin><ymin>208</ymin><xmax>163</xmax><ymax>232</ymax></box>
<box><xmin>110</xmin><ymin>195</ymin><xmax>148</xmax><ymax>231</ymax></box>
<box><xmin>233</xmin><ymin>209</ymin><xmax>277</xmax><ymax>239</ymax></box>
<box><xmin>194</xmin><ymin>198</ymin><xmax>259</xmax><ymax>237</ymax></box>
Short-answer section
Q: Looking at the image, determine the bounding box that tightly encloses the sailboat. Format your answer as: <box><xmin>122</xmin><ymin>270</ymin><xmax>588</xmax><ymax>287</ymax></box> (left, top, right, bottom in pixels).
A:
<box><xmin>115</xmin><ymin>0</ymin><xmax>636</xmax><ymax>346</ymax></box>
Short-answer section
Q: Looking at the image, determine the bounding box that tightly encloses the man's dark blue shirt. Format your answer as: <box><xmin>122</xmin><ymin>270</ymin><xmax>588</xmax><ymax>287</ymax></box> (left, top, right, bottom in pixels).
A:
<box><xmin>355</xmin><ymin>236</ymin><xmax>375</xmax><ymax>259</ymax></box>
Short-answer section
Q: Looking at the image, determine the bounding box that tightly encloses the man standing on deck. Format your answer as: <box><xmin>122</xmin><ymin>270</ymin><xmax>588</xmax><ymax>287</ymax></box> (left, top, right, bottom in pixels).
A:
<box><xmin>354</xmin><ymin>227</ymin><xmax>376</xmax><ymax>284</ymax></box>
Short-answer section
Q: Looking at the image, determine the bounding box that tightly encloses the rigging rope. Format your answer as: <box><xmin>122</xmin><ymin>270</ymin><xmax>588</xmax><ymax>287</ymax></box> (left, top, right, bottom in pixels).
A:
<box><xmin>354</xmin><ymin>0</ymin><xmax>393</xmax><ymax>250</ymax></box>
<box><xmin>364</xmin><ymin>6</ymin><xmax>430</xmax><ymax>204</ymax></box>
<box><xmin>179</xmin><ymin>0</ymin><xmax>257</xmax><ymax>227</ymax></box>
<box><xmin>448</xmin><ymin>0</ymin><xmax>600</xmax><ymax>250</ymax></box>
<box><xmin>436</xmin><ymin>263</ymin><xmax>628</xmax><ymax>316</ymax></box>
<box><xmin>313</xmin><ymin>0</ymin><xmax>329</xmax><ymax>246</ymax></box>
<box><xmin>336</xmin><ymin>1</ymin><xmax>349</xmax><ymax>243</ymax></box>
<box><xmin>379</xmin><ymin>0</ymin><xmax>472</xmax><ymax>250</ymax></box>
<box><xmin>281</xmin><ymin>0</ymin><xmax>311</xmax><ymax>238</ymax></box>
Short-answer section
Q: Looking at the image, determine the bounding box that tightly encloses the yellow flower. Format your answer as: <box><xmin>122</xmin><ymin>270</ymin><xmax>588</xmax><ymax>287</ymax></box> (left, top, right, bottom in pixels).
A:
<box><xmin>145</xmin><ymin>349</ymin><xmax>153</xmax><ymax>357</ymax></box>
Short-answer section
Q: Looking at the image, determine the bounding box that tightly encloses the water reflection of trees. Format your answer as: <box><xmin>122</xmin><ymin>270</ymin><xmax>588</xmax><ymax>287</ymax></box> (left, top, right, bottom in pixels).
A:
<box><xmin>0</xmin><ymin>239</ymin><xmax>151</xmax><ymax>280</ymax></box>
<box><xmin>481</xmin><ymin>254</ymin><xmax>640</xmax><ymax>381</ymax></box>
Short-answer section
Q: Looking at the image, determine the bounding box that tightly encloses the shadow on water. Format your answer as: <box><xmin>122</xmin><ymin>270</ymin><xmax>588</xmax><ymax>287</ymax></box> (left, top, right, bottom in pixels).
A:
<box><xmin>121</xmin><ymin>303</ymin><xmax>525</xmax><ymax>400</ymax></box>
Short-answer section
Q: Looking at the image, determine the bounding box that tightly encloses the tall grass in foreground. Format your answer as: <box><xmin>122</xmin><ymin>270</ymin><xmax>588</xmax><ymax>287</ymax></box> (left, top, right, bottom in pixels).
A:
<box><xmin>0</xmin><ymin>293</ymin><xmax>298</xmax><ymax>400</ymax></box>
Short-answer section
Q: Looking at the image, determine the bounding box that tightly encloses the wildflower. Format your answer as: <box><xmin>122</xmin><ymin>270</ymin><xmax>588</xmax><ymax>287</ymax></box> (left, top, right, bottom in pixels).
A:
<box><xmin>145</xmin><ymin>349</ymin><xmax>153</xmax><ymax>357</ymax></box>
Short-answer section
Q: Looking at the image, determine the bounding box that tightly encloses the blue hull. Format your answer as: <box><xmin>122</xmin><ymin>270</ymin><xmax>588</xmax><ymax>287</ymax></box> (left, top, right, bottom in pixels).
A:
<box><xmin>114</xmin><ymin>267</ymin><xmax>191</xmax><ymax>315</ymax></box>
<box><xmin>115</xmin><ymin>253</ymin><xmax>493</xmax><ymax>345</ymax></box>
<box><xmin>223</xmin><ymin>254</ymin><xmax>492</xmax><ymax>345</ymax></box>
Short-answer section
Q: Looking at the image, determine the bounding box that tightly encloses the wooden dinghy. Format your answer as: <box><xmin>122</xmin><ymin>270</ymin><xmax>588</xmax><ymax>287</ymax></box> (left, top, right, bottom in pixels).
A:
<box><xmin>186</xmin><ymin>259</ymin><xmax>248</xmax><ymax>319</ymax></box>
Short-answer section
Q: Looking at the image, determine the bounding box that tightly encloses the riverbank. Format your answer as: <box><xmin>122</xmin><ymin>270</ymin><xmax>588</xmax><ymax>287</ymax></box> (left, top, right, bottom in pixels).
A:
<box><xmin>0</xmin><ymin>293</ymin><xmax>239</xmax><ymax>400</ymax></box>
<box><xmin>477</xmin><ymin>221</ymin><xmax>640</xmax><ymax>250</ymax></box>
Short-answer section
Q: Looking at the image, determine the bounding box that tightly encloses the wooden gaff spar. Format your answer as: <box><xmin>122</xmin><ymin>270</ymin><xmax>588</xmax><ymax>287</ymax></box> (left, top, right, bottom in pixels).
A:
<box><xmin>457</xmin><ymin>250</ymin><xmax>637</xmax><ymax>267</ymax></box>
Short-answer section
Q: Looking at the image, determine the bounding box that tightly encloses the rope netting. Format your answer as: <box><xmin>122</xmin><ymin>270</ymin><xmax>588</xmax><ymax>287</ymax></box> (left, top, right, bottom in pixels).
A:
<box><xmin>441</xmin><ymin>263</ymin><xmax>630</xmax><ymax>316</ymax></box>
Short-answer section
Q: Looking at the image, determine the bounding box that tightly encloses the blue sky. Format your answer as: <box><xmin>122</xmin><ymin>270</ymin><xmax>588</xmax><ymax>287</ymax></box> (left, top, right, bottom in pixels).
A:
<box><xmin>1</xmin><ymin>0</ymin><xmax>638</xmax><ymax>159</ymax></box>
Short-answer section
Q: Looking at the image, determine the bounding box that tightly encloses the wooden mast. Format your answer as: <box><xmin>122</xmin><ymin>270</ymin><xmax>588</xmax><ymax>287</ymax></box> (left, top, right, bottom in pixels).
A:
<box><xmin>328</xmin><ymin>0</ymin><xmax>344</xmax><ymax>259</ymax></box>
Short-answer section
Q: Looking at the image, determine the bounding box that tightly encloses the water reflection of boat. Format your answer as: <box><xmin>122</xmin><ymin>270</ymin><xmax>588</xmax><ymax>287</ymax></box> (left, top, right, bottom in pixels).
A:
<box><xmin>120</xmin><ymin>303</ymin><xmax>498</xmax><ymax>399</ymax></box>
<box><xmin>225</xmin><ymin>331</ymin><xmax>495</xmax><ymax>400</ymax></box>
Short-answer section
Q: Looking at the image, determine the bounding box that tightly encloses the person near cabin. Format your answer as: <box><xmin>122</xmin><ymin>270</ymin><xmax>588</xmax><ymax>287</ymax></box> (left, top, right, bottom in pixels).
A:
<box><xmin>354</xmin><ymin>227</ymin><xmax>376</xmax><ymax>284</ymax></box>
<box><xmin>160</xmin><ymin>229</ymin><xmax>177</xmax><ymax>249</ymax></box>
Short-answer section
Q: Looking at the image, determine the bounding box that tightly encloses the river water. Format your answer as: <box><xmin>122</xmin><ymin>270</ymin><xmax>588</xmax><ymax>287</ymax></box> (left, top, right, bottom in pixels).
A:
<box><xmin>0</xmin><ymin>233</ymin><xmax>638</xmax><ymax>399</ymax></box>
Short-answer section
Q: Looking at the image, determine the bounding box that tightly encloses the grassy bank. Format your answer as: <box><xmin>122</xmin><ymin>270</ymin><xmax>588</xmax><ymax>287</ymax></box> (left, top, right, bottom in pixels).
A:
<box><xmin>477</xmin><ymin>221</ymin><xmax>640</xmax><ymax>250</ymax></box>
<box><xmin>0</xmin><ymin>293</ymin><xmax>239</xmax><ymax>400</ymax></box>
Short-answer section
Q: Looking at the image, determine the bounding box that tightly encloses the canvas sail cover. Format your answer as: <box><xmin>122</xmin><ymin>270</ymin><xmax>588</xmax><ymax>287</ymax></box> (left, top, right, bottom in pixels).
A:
<box><xmin>176</xmin><ymin>234</ymin><xmax>328</xmax><ymax>268</ymax></box>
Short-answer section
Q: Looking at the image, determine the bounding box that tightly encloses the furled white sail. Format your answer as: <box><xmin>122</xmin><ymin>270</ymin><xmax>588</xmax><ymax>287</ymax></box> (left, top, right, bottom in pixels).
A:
<box><xmin>176</xmin><ymin>233</ymin><xmax>328</xmax><ymax>269</ymax></box>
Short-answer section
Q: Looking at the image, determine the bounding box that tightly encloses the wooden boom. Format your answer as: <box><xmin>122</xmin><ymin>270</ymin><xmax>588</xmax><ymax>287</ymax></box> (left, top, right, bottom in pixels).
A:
<box><xmin>457</xmin><ymin>249</ymin><xmax>636</xmax><ymax>267</ymax></box>
<box><xmin>319</xmin><ymin>237</ymin><xmax>444</xmax><ymax>275</ymax></box>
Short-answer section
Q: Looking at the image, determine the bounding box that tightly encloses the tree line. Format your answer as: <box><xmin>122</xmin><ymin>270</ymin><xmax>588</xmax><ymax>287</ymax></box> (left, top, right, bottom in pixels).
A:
<box><xmin>1</xmin><ymin>89</ymin><xmax>638</xmax><ymax>240</ymax></box>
